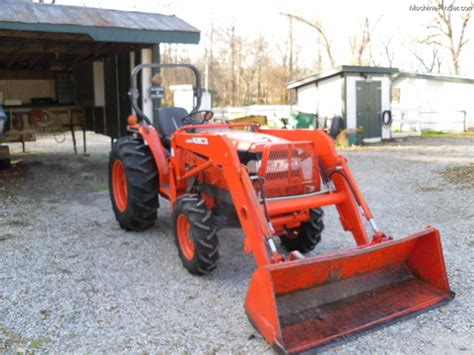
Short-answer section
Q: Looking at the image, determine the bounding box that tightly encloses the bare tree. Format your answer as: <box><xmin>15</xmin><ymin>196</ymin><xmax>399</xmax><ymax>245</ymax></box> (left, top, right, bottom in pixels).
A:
<box><xmin>381</xmin><ymin>36</ymin><xmax>396</xmax><ymax>67</ymax></box>
<box><xmin>281</xmin><ymin>13</ymin><xmax>336</xmax><ymax>68</ymax></box>
<box><xmin>238</xmin><ymin>38</ymin><xmax>258</xmax><ymax>105</ymax></box>
<box><xmin>280</xmin><ymin>13</ymin><xmax>296</xmax><ymax>81</ymax></box>
<box><xmin>423</xmin><ymin>0</ymin><xmax>472</xmax><ymax>74</ymax></box>
<box><xmin>314</xmin><ymin>45</ymin><xmax>323</xmax><ymax>72</ymax></box>
<box><xmin>228</xmin><ymin>24</ymin><xmax>237</xmax><ymax>106</ymax></box>
<box><xmin>203</xmin><ymin>20</ymin><xmax>215</xmax><ymax>92</ymax></box>
<box><xmin>253</xmin><ymin>35</ymin><xmax>270</xmax><ymax>104</ymax></box>
<box><xmin>350</xmin><ymin>17</ymin><xmax>376</xmax><ymax>66</ymax></box>
<box><xmin>412</xmin><ymin>46</ymin><xmax>443</xmax><ymax>73</ymax></box>
<box><xmin>213</xmin><ymin>21</ymin><xmax>241</xmax><ymax>106</ymax></box>
<box><xmin>163</xmin><ymin>20</ymin><xmax>310</xmax><ymax>107</ymax></box>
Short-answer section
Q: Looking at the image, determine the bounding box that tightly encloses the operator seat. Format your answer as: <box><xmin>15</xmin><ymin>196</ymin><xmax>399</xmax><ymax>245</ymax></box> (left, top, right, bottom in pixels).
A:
<box><xmin>154</xmin><ymin>107</ymin><xmax>188</xmax><ymax>147</ymax></box>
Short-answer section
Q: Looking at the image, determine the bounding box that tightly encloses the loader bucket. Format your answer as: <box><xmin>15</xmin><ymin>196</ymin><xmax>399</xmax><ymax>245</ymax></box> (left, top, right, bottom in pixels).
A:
<box><xmin>245</xmin><ymin>227</ymin><xmax>453</xmax><ymax>354</ymax></box>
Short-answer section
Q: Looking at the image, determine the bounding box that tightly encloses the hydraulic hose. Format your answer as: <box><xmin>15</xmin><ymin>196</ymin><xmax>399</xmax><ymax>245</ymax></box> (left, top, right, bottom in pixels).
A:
<box><xmin>327</xmin><ymin>169</ymin><xmax>362</xmax><ymax>207</ymax></box>
<box><xmin>381</xmin><ymin>110</ymin><xmax>393</xmax><ymax>127</ymax></box>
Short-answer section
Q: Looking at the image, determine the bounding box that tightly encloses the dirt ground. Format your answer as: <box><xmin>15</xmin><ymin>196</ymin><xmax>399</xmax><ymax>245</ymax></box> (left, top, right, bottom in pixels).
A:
<box><xmin>0</xmin><ymin>132</ymin><xmax>473</xmax><ymax>353</ymax></box>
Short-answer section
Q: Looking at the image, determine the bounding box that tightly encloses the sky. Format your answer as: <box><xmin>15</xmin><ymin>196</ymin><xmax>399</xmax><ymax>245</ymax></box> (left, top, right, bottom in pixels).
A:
<box><xmin>52</xmin><ymin>0</ymin><xmax>474</xmax><ymax>76</ymax></box>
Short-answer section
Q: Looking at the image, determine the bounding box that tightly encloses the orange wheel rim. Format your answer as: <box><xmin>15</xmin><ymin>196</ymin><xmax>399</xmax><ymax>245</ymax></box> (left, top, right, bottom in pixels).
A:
<box><xmin>112</xmin><ymin>160</ymin><xmax>128</xmax><ymax>212</ymax></box>
<box><xmin>177</xmin><ymin>214</ymin><xmax>195</xmax><ymax>260</ymax></box>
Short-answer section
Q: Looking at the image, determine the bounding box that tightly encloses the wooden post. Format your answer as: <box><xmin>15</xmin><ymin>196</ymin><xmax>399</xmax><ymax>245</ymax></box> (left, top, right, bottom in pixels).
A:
<box><xmin>69</xmin><ymin>109</ymin><xmax>77</xmax><ymax>154</ymax></box>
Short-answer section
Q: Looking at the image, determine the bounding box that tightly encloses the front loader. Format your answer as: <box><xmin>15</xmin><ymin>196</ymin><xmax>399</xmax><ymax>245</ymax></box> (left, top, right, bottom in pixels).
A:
<box><xmin>108</xmin><ymin>63</ymin><xmax>453</xmax><ymax>353</ymax></box>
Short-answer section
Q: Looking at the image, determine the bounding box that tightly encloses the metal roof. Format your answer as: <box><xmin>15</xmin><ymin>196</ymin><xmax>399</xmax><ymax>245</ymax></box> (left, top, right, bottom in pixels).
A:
<box><xmin>394</xmin><ymin>71</ymin><xmax>474</xmax><ymax>84</ymax></box>
<box><xmin>0</xmin><ymin>1</ymin><xmax>200</xmax><ymax>44</ymax></box>
<box><xmin>287</xmin><ymin>66</ymin><xmax>399</xmax><ymax>89</ymax></box>
<box><xmin>287</xmin><ymin>65</ymin><xmax>474</xmax><ymax>89</ymax></box>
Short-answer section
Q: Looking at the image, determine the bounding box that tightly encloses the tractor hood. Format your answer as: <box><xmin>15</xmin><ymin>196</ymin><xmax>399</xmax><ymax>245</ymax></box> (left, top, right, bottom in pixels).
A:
<box><xmin>206</xmin><ymin>130</ymin><xmax>290</xmax><ymax>151</ymax></box>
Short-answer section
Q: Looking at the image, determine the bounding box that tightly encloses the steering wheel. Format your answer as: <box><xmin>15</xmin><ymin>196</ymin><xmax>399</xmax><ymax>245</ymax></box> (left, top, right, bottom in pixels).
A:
<box><xmin>181</xmin><ymin>110</ymin><xmax>214</xmax><ymax>125</ymax></box>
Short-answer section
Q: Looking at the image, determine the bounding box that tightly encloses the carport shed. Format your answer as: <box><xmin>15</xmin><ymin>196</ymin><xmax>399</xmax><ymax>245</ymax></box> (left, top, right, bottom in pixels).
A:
<box><xmin>0</xmin><ymin>1</ymin><xmax>199</xmax><ymax>153</ymax></box>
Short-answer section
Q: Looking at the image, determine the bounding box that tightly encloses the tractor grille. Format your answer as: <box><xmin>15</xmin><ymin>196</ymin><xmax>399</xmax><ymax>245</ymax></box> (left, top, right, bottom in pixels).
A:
<box><xmin>261</xmin><ymin>143</ymin><xmax>320</xmax><ymax>198</ymax></box>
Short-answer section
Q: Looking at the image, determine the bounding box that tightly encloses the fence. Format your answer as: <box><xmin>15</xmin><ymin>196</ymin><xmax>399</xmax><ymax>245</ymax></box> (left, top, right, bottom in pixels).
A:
<box><xmin>391</xmin><ymin>110</ymin><xmax>468</xmax><ymax>133</ymax></box>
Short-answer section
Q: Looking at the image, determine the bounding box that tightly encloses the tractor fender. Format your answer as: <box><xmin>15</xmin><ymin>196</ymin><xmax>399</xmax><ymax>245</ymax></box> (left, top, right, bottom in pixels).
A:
<box><xmin>138</xmin><ymin>124</ymin><xmax>169</xmax><ymax>186</ymax></box>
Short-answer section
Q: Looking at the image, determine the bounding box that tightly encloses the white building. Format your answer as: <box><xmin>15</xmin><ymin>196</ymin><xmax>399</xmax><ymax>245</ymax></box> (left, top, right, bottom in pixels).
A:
<box><xmin>169</xmin><ymin>85</ymin><xmax>216</xmax><ymax>112</ymax></box>
<box><xmin>287</xmin><ymin>66</ymin><xmax>474</xmax><ymax>142</ymax></box>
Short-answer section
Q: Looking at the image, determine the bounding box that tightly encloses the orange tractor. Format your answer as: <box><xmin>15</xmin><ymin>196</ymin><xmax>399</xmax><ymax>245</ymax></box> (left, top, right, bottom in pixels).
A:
<box><xmin>109</xmin><ymin>64</ymin><xmax>453</xmax><ymax>353</ymax></box>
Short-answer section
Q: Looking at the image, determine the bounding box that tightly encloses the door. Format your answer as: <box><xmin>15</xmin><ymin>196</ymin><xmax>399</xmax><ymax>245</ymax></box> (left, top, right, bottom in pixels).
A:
<box><xmin>55</xmin><ymin>72</ymin><xmax>74</xmax><ymax>105</ymax></box>
<box><xmin>356</xmin><ymin>81</ymin><xmax>382</xmax><ymax>139</ymax></box>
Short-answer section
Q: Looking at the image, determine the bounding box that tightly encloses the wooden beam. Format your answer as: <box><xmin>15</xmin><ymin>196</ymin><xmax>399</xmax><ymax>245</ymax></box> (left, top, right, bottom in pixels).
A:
<box><xmin>28</xmin><ymin>41</ymin><xmax>50</xmax><ymax>69</ymax></box>
<box><xmin>73</xmin><ymin>42</ymin><xmax>108</xmax><ymax>64</ymax></box>
<box><xmin>0</xmin><ymin>69</ymin><xmax>56</xmax><ymax>79</ymax></box>
<box><xmin>7</xmin><ymin>41</ymin><xmax>27</xmax><ymax>69</ymax></box>
<box><xmin>0</xmin><ymin>40</ymin><xmax>142</xmax><ymax>57</ymax></box>
<box><xmin>27</xmin><ymin>53</ymin><xmax>48</xmax><ymax>69</ymax></box>
<box><xmin>0</xmin><ymin>29</ymin><xmax>92</xmax><ymax>42</ymax></box>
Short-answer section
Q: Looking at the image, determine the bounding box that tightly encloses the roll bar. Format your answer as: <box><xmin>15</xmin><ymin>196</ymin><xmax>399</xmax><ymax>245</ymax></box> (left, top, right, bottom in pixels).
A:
<box><xmin>128</xmin><ymin>63</ymin><xmax>202</xmax><ymax>125</ymax></box>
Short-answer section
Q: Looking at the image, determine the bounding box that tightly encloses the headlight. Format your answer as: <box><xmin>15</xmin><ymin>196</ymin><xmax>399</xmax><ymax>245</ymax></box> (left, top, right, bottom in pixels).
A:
<box><xmin>266</xmin><ymin>157</ymin><xmax>300</xmax><ymax>173</ymax></box>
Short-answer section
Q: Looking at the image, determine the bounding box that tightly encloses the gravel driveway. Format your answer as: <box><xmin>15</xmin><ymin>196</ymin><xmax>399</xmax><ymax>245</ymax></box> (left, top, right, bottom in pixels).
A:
<box><xmin>1</xmin><ymin>133</ymin><xmax>473</xmax><ymax>353</ymax></box>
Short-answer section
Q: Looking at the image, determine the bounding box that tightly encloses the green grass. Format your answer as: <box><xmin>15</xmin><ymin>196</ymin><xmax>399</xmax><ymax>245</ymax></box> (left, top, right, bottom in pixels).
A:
<box><xmin>0</xmin><ymin>326</ymin><xmax>50</xmax><ymax>353</ymax></box>
<box><xmin>6</xmin><ymin>219</ymin><xmax>28</xmax><ymax>227</ymax></box>
<box><xmin>421</xmin><ymin>130</ymin><xmax>474</xmax><ymax>137</ymax></box>
<box><xmin>30</xmin><ymin>341</ymin><xmax>41</xmax><ymax>350</ymax></box>
<box><xmin>0</xmin><ymin>326</ymin><xmax>19</xmax><ymax>351</ymax></box>
<box><xmin>85</xmin><ymin>182</ymin><xmax>108</xmax><ymax>192</ymax></box>
<box><xmin>421</xmin><ymin>130</ymin><xmax>450</xmax><ymax>137</ymax></box>
<box><xmin>29</xmin><ymin>336</ymin><xmax>50</xmax><ymax>351</ymax></box>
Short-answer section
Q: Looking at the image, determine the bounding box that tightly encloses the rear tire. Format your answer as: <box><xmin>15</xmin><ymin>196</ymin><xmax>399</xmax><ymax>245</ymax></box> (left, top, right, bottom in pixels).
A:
<box><xmin>109</xmin><ymin>136</ymin><xmax>159</xmax><ymax>231</ymax></box>
<box><xmin>279</xmin><ymin>208</ymin><xmax>324</xmax><ymax>253</ymax></box>
<box><xmin>173</xmin><ymin>194</ymin><xmax>219</xmax><ymax>275</ymax></box>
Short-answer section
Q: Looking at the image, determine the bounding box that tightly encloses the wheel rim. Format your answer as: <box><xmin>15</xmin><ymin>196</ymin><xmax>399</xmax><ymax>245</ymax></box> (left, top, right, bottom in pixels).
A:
<box><xmin>177</xmin><ymin>213</ymin><xmax>195</xmax><ymax>260</ymax></box>
<box><xmin>286</xmin><ymin>229</ymin><xmax>300</xmax><ymax>239</ymax></box>
<box><xmin>112</xmin><ymin>159</ymin><xmax>128</xmax><ymax>212</ymax></box>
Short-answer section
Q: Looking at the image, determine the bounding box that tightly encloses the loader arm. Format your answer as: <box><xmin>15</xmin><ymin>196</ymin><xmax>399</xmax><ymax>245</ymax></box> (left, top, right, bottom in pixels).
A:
<box><xmin>171</xmin><ymin>131</ymin><xmax>274</xmax><ymax>267</ymax></box>
<box><xmin>260</xmin><ymin>128</ymin><xmax>373</xmax><ymax>244</ymax></box>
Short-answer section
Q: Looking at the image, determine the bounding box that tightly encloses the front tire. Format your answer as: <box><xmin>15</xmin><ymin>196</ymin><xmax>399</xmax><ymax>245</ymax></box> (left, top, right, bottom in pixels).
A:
<box><xmin>173</xmin><ymin>194</ymin><xmax>219</xmax><ymax>275</ymax></box>
<box><xmin>279</xmin><ymin>208</ymin><xmax>324</xmax><ymax>253</ymax></box>
<box><xmin>109</xmin><ymin>136</ymin><xmax>159</xmax><ymax>231</ymax></box>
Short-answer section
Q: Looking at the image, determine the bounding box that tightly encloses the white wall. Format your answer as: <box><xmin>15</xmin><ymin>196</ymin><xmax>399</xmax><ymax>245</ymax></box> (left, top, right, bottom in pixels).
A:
<box><xmin>296</xmin><ymin>84</ymin><xmax>318</xmax><ymax>114</ymax></box>
<box><xmin>141</xmin><ymin>48</ymin><xmax>153</xmax><ymax>119</ymax></box>
<box><xmin>317</xmin><ymin>76</ymin><xmax>343</xmax><ymax>118</ymax></box>
<box><xmin>379</xmin><ymin>76</ymin><xmax>392</xmax><ymax>139</ymax></box>
<box><xmin>170</xmin><ymin>85</ymin><xmax>193</xmax><ymax>112</ymax></box>
<box><xmin>0</xmin><ymin>80</ymin><xmax>55</xmax><ymax>104</ymax></box>
<box><xmin>170</xmin><ymin>84</ymin><xmax>213</xmax><ymax>112</ymax></box>
<box><xmin>92</xmin><ymin>61</ymin><xmax>105</xmax><ymax>107</ymax></box>
<box><xmin>392</xmin><ymin>77</ymin><xmax>474</xmax><ymax>131</ymax></box>
<box><xmin>201</xmin><ymin>91</ymin><xmax>212</xmax><ymax>110</ymax></box>
<box><xmin>295</xmin><ymin>77</ymin><xmax>342</xmax><ymax>119</ymax></box>
<box><xmin>346</xmin><ymin>76</ymin><xmax>357</xmax><ymax>130</ymax></box>
<box><xmin>213</xmin><ymin>105</ymin><xmax>291</xmax><ymax>126</ymax></box>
